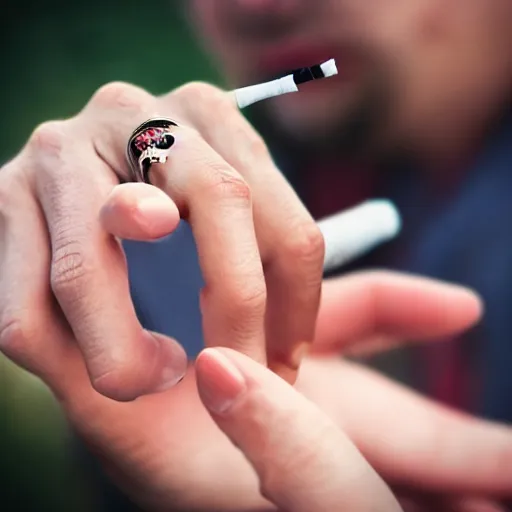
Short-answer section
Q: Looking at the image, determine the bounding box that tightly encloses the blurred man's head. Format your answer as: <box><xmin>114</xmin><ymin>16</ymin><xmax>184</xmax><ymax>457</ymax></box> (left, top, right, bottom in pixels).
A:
<box><xmin>189</xmin><ymin>0</ymin><xmax>512</xmax><ymax>160</ymax></box>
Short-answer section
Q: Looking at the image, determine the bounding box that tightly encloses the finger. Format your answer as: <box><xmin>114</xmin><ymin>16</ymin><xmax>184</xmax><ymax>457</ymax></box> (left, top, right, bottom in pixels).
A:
<box><xmin>175</xmin><ymin>83</ymin><xmax>324</xmax><ymax>383</ymax></box>
<box><xmin>31</xmin><ymin>121</ymin><xmax>187</xmax><ymax>401</ymax></box>
<box><xmin>195</xmin><ymin>347</ymin><xmax>402</xmax><ymax>512</ymax></box>
<box><xmin>302</xmin><ymin>359</ymin><xmax>512</xmax><ymax>496</ymax></box>
<box><xmin>312</xmin><ymin>271</ymin><xmax>483</xmax><ymax>355</ymax></box>
<box><xmin>0</xmin><ymin>165</ymin><xmax>69</xmax><ymax>381</ymax></box>
<box><xmin>100</xmin><ymin>183</ymin><xmax>180</xmax><ymax>241</ymax></box>
<box><xmin>149</xmin><ymin>131</ymin><xmax>267</xmax><ymax>363</ymax></box>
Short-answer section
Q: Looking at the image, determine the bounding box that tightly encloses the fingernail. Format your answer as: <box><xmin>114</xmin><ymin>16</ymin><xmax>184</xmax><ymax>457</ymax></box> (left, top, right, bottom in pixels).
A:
<box><xmin>136</xmin><ymin>195</ymin><xmax>174</xmax><ymax>217</ymax></box>
<box><xmin>152</xmin><ymin>336</ymin><xmax>189</xmax><ymax>393</ymax></box>
<box><xmin>196</xmin><ymin>348</ymin><xmax>247</xmax><ymax>415</ymax></box>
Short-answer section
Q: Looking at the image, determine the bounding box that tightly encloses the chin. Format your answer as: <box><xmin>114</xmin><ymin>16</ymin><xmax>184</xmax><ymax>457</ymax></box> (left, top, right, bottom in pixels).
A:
<box><xmin>270</xmin><ymin>95</ymin><xmax>354</xmax><ymax>142</ymax></box>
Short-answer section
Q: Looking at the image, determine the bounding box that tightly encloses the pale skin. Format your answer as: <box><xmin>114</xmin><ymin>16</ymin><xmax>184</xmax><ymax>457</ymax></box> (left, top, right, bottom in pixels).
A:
<box><xmin>191</xmin><ymin>0</ymin><xmax>512</xmax><ymax>162</ymax></box>
<box><xmin>1</xmin><ymin>78</ymin><xmax>512</xmax><ymax>510</ymax></box>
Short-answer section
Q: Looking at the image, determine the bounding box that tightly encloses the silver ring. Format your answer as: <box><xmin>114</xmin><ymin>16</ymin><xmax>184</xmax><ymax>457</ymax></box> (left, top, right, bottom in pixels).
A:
<box><xmin>126</xmin><ymin>117</ymin><xmax>178</xmax><ymax>183</ymax></box>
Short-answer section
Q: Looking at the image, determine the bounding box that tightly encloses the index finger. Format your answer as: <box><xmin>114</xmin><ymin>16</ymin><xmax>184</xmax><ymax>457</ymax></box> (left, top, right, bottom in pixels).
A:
<box><xmin>176</xmin><ymin>84</ymin><xmax>324</xmax><ymax>383</ymax></box>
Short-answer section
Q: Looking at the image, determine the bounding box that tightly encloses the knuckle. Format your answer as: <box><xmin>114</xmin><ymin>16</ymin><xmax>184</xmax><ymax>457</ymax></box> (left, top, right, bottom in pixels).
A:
<box><xmin>177</xmin><ymin>123</ymin><xmax>202</xmax><ymax>143</ymax></box>
<box><xmin>91</xmin><ymin>81</ymin><xmax>152</xmax><ymax>110</ymax></box>
<box><xmin>228</xmin><ymin>122</ymin><xmax>270</xmax><ymax>166</ymax></box>
<box><xmin>282</xmin><ymin>221</ymin><xmax>325</xmax><ymax>265</ymax></box>
<box><xmin>229</xmin><ymin>281</ymin><xmax>267</xmax><ymax>314</ymax></box>
<box><xmin>173</xmin><ymin>81</ymin><xmax>228</xmax><ymax>110</ymax></box>
<box><xmin>245</xmin><ymin>130</ymin><xmax>268</xmax><ymax>158</ymax></box>
<box><xmin>206</xmin><ymin>163</ymin><xmax>252</xmax><ymax>204</ymax></box>
<box><xmin>29</xmin><ymin>121</ymin><xmax>68</xmax><ymax>157</ymax></box>
<box><xmin>0</xmin><ymin>315</ymin><xmax>36</xmax><ymax>354</ymax></box>
<box><xmin>50</xmin><ymin>238</ymin><xmax>92</xmax><ymax>295</ymax></box>
<box><xmin>215</xmin><ymin>280</ymin><xmax>267</xmax><ymax>332</ymax></box>
<box><xmin>203</xmin><ymin>277</ymin><xmax>267</xmax><ymax>326</ymax></box>
<box><xmin>173</xmin><ymin>82</ymin><xmax>269</xmax><ymax>162</ymax></box>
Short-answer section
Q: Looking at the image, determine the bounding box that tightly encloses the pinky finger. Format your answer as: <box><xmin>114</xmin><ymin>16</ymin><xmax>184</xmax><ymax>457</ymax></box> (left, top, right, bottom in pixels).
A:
<box><xmin>101</xmin><ymin>183</ymin><xmax>180</xmax><ymax>241</ymax></box>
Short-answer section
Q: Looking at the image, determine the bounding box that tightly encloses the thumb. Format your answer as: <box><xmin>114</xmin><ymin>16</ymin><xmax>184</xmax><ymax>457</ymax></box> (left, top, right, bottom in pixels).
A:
<box><xmin>195</xmin><ymin>348</ymin><xmax>401</xmax><ymax>512</ymax></box>
<box><xmin>100</xmin><ymin>182</ymin><xmax>180</xmax><ymax>241</ymax></box>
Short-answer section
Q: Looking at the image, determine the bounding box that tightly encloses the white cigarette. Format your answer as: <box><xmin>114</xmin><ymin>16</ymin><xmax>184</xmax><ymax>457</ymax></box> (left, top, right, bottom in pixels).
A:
<box><xmin>318</xmin><ymin>200</ymin><xmax>401</xmax><ymax>273</ymax></box>
<box><xmin>234</xmin><ymin>58</ymin><xmax>338</xmax><ymax>109</ymax></box>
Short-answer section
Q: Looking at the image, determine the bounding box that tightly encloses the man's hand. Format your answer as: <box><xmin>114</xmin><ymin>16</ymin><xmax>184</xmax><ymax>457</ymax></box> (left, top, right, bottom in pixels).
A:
<box><xmin>1</xmin><ymin>79</ymin><xmax>510</xmax><ymax>510</ymax></box>
<box><xmin>0</xmin><ymin>81</ymin><xmax>325</xmax><ymax>402</ymax></box>
<box><xmin>9</xmin><ymin>271</ymin><xmax>507</xmax><ymax>512</ymax></box>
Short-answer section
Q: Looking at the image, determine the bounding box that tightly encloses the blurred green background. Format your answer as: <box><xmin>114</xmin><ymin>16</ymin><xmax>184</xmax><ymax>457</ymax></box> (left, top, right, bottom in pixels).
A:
<box><xmin>0</xmin><ymin>1</ymin><xmax>218</xmax><ymax>510</ymax></box>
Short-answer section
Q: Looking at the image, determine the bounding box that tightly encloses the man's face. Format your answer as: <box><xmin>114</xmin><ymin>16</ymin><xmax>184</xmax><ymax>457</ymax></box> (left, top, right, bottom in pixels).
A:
<box><xmin>190</xmin><ymin>0</ymin><xmax>511</xmax><ymax>154</ymax></box>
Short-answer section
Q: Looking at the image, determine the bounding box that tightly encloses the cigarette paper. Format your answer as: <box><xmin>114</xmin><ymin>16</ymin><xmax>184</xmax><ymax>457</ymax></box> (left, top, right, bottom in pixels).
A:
<box><xmin>318</xmin><ymin>200</ymin><xmax>401</xmax><ymax>273</ymax></box>
<box><xmin>234</xmin><ymin>59</ymin><xmax>338</xmax><ymax>109</ymax></box>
